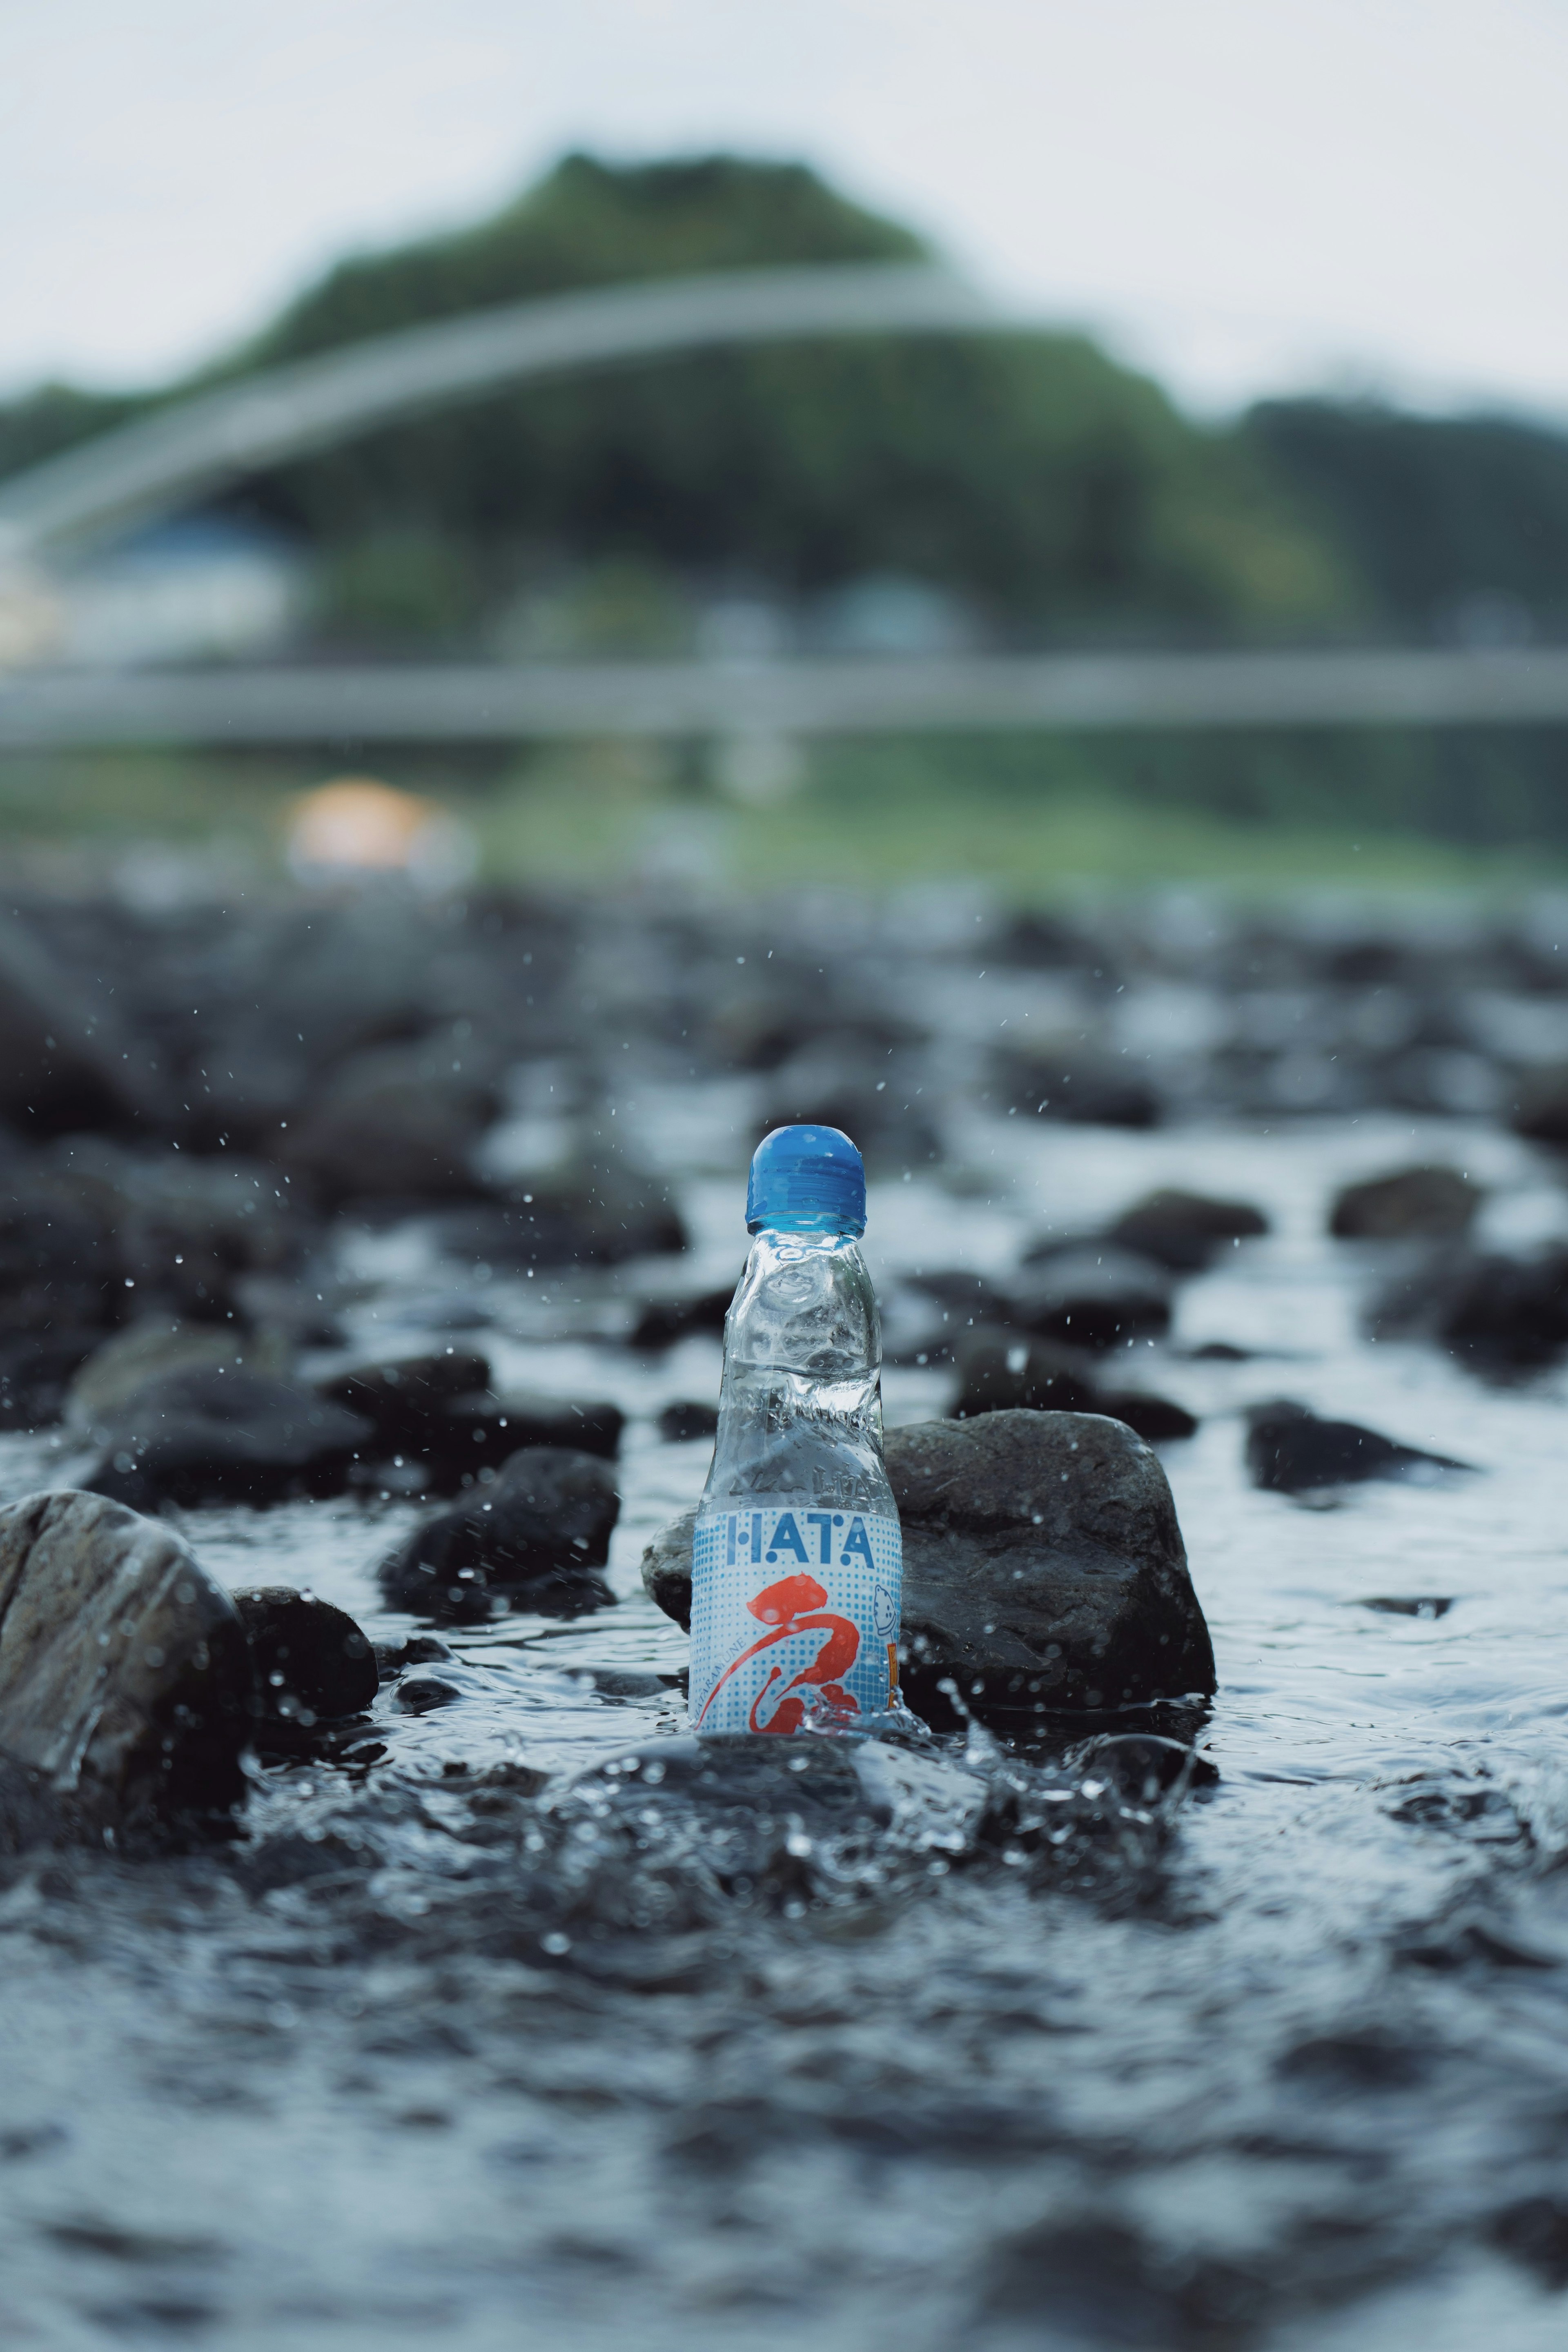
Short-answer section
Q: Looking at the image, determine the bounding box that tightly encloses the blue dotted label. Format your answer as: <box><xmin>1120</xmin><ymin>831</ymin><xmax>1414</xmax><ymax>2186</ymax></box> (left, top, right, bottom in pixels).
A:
<box><xmin>690</xmin><ymin>1499</ymin><xmax>902</xmax><ymax>1734</ymax></box>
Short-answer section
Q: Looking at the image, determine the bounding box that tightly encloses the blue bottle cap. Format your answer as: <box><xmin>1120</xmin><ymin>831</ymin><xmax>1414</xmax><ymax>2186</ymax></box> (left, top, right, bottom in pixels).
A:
<box><xmin>746</xmin><ymin>1124</ymin><xmax>866</xmax><ymax>1236</ymax></box>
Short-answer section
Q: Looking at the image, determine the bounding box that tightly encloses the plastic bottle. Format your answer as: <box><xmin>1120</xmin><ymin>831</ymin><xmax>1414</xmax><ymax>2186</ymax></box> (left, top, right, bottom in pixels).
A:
<box><xmin>690</xmin><ymin>1124</ymin><xmax>903</xmax><ymax>1734</ymax></box>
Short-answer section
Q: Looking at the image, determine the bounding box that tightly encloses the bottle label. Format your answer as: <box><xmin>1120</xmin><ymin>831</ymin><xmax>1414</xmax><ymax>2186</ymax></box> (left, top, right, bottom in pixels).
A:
<box><xmin>689</xmin><ymin>1499</ymin><xmax>902</xmax><ymax>1734</ymax></box>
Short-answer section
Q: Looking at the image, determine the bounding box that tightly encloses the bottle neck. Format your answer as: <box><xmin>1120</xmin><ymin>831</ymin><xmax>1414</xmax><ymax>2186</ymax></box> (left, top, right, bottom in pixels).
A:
<box><xmin>749</xmin><ymin>1211</ymin><xmax>866</xmax><ymax>1240</ymax></box>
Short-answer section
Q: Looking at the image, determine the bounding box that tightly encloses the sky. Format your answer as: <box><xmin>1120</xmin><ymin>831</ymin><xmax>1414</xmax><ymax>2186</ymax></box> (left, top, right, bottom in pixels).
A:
<box><xmin>4</xmin><ymin>0</ymin><xmax>1568</xmax><ymax>418</ymax></box>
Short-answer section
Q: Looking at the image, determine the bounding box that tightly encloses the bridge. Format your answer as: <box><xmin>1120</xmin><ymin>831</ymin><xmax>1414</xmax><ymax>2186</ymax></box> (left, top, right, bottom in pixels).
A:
<box><xmin>0</xmin><ymin>261</ymin><xmax>1562</xmax><ymax>744</ymax></box>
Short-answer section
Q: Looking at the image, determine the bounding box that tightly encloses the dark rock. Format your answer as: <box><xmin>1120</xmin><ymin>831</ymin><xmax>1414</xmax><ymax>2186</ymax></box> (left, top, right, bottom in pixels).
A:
<box><xmin>0</xmin><ymin>1170</ymin><xmax>124</xmax><ymax>1338</ymax></box>
<box><xmin>67</xmin><ymin>1320</ymin><xmax>292</xmax><ymax>1437</ymax></box>
<box><xmin>658</xmin><ymin>1401</ymin><xmax>719</xmax><ymax>1445</ymax></box>
<box><xmin>315</xmin><ymin>1350</ymin><xmax>493</xmax><ymax>1440</ymax></box>
<box><xmin>1107</xmin><ymin>1187</ymin><xmax>1270</xmax><ymax>1271</ymax></box>
<box><xmin>1069</xmin><ymin>1730</ymin><xmax>1219</xmax><ymax>1799</ymax></box>
<box><xmin>641</xmin><ymin>1505</ymin><xmax>698</xmax><ymax>1631</ymax></box>
<box><xmin>395</xmin><ymin>1676</ymin><xmax>463</xmax><ymax>1713</ymax></box>
<box><xmin>997</xmin><ymin>1051</ymin><xmax>1160</xmax><ymax>1129</ymax></box>
<box><xmin>1185</xmin><ymin>1341</ymin><xmax>1254</xmax><ymax>1361</ymax></box>
<box><xmin>278</xmin><ymin>1041</ymin><xmax>501</xmax><ymax>1207</ymax></box>
<box><xmin>638</xmin><ymin>1414</ymin><xmax>1216</xmax><ymax>1729</ymax></box>
<box><xmin>45</xmin><ymin>1137</ymin><xmax>311</xmax><ymax>1323</ymax></box>
<box><xmin>949</xmin><ymin>1333</ymin><xmax>1100</xmax><ymax>1419</ymax></box>
<box><xmin>0</xmin><ymin>915</ymin><xmax>167</xmax><ymax>1137</ymax></box>
<box><xmin>317</xmin><ymin>1354</ymin><xmax>625</xmax><ymax>1492</ymax></box>
<box><xmin>372</xmin><ymin>1633</ymin><xmax>453</xmax><ymax>1677</ymax></box>
<box><xmin>1243</xmin><ymin>1400</ymin><xmax>1472</xmax><ymax>1493</ymax></box>
<box><xmin>379</xmin><ymin>1446</ymin><xmax>620</xmax><ymax>1622</ymax></box>
<box><xmin>1094</xmin><ymin>1390</ymin><xmax>1200</xmax><ymax>1443</ymax></box>
<box><xmin>1330</xmin><ymin>1164</ymin><xmax>1483</xmax><ymax>1241</ymax></box>
<box><xmin>1005</xmin><ymin>1245</ymin><xmax>1174</xmax><ymax>1350</ymax></box>
<box><xmin>629</xmin><ymin>1286</ymin><xmax>733</xmax><ymax>1349</ymax></box>
<box><xmin>0</xmin><ymin>1490</ymin><xmax>251</xmax><ymax>1838</ymax></box>
<box><xmin>434</xmin><ymin>1154</ymin><xmax>686</xmax><ymax>1269</ymax></box>
<box><xmin>84</xmin><ymin>1367</ymin><xmax>374</xmax><ymax>1510</ymax></box>
<box><xmin>1510</xmin><ymin>1065</ymin><xmax>1568</xmax><ymax>1146</ymax></box>
<box><xmin>759</xmin><ymin>1047</ymin><xmax>941</xmax><ymax>1169</ymax></box>
<box><xmin>229</xmin><ymin>1588</ymin><xmax>378</xmax><ymax>1728</ymax></box>
<box><xmin>0</xmin><ymin>1332</ymin><xmax>102</xmax><ymax>1432</ymax></box>
<box><xmin>1361</xmin><ymin>1596</ymin><xmax>1454</xmax><ymax>1618</ymax></box>
<box><xmin>1369</xmin><ymin>1246</ymin><xmax>1568</xmax><ymax>1368</ymax></box>
<box><xmin>889</xmin><ymin>1414</ymin><xmax>1214</xmax><ymax>1726</ymax></box>
<box><xmin>1490</xmin><ymin>2198</ymin><xmax>1568</xmax><ymax>2290</ymax></box>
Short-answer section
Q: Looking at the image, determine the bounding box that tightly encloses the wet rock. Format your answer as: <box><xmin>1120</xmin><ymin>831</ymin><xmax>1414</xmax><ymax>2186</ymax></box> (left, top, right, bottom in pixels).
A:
<box><xmin>321</xmin><ymin>1354</ymin><xmax>624</xmax><ymax>1490</ymax></box>
<box><xmin>1243</xmin><ymin>1400</ymin><xmax>1472</xmax><ymax>1493</ymax></box>
<box><xmin>229</xmin><ymin>1588</ymin><xmax>378</xmax><ymax>1730</ymax></box>
<box><xmin>1369</xmin><ymin>1246</ymin><xmax>1568</xmax><ymax>1368</ymax></box>
<box><xmin>67</xmin><ymin>1319</ymin><xmax>292</xmax><ymax>1437</ymax></box>
<box><xmin>1006</xmin><ymin>1245</ymin><xmax>1174</xmax><ymax>1350</ymax></box>
<box><xmin>997</xmin><ymin>1050</ymin><xmax>1160</xmax><ymax>1129</ymax></box>
<box><xmin>1361</xmin><ymin>1596</ymin><xmax>1454</xmax><ymax>1618</ymax></box>
<box><xmin>372</xmin><ymin>1632</ymin><xmax>453</xmax><ymax>1678</ymax></box>
<box><xmin>0</xmin><ymin>1490</ymin><xmax>251</xmax><ymax>1839</ymax></box>
<box><xmin>1490</xmin><ymin>2198</ymin><xmax>1568</xmax><ymax>2291</ymax></box>
<box><xmin>84</xmin><ymin>1367</ymin><xmax>374</xmax><ymax>1510</ymax></box>
<box><xmin>641</xmin><ymin>1505</ymin><xmax>699</xmax><ymax>1631</ymax></box>
<box><xmin>0</xmin><ymin>1333</ymin><xmax>97</xmax><ymax>1433</ymax></box>
<box><xmin>1330</xmin><ymin>1164</ymin><xmax>1483</xmax><ymax>1240</ymax></box>
<box><xmin>1107</xmin><ymin>1187</ymin><xmax>1270</xmax><ymax>1271</ymax></box>
<box><xmin>379</xmin><ymin>1446</ymin><xmax>619</xmax><ymax>1622</ymax></box>
<box><xmin>1094</xmin><ymin>1390</ymin><xmax>1200</xmax><ymax>1442</ymax></box>
<box><xmin>950</xmin><ymin>1333</ymin><xmax>1100</xmax><ymax>1418</ymax></box>
<box><xmin>1070</xmin><ymin>1730</ymin><xmax>1219</xmax><ymax>1800</ymax></box>
<box><xmin>434</xmin><ymin>1154</ymin><xmax>686</xmax><ymax>1269</ymax></box>
<box><xmin>889</xmin><ymin>1414</ymin><xmax>1214</xmax><ymax>1726</ymax></box>
<box><xmin>638</xmin><ymin>1414</ymin><xmax>1216</xmax><ymax>1728</ymax></box>
<box><xmin>45</xmin><ymin>1137</ymin><xmax>311</xmax><ymax>1323</ymax></box>
<box><xmin>629</xmin><ymin>1285</ymin><xmax>733</xmax><ymax>1349</ymax></box>
<box><xmin>0</xmin><ymin>915</ymin><xmax>166</xmax><ymax>1137</ymax></box>
<box><xmin>395</xmin><ymin>1675</ymin><xmax>463</xmax><ymax>1714</ymax></box>
<box><xmin>1509</xmin><ymin>1065</ymin><xmax>1568</xmax><ymax>1146</ymax></box>
<box><xmin>0</xmin><ymin>1169</ymin><xmax>124</xmax><ymax>1340</ymax></box>
<box><xmin>278</xmin><ymin>1042</ymin><xmax>501</xmax><ymax>1207</ymax></box>
<box><xmin>658</xmin><ymin>1400</ymin><xmax>719</xmax><ymax>1444</ymax></box>
<box><xmin>759</xmin><ymin>1047</ymin><xmax>941</xmax><ymax>1169</ymax></box>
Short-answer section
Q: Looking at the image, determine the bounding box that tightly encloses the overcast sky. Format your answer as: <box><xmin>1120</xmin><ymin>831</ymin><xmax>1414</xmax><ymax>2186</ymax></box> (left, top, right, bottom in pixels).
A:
<box><xmin>4</xmin><ymin>0</ymin><xmax>1568</xmax><ymax>417</ymax></box>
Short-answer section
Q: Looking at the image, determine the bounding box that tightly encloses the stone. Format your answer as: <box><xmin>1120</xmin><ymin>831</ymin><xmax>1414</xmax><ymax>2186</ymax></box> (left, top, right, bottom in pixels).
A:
<box><xmin>45</xmin><ymin>1137</ymin><xmax>312</xmax><ymax>1323</ymax></box>
<box><xmin>432</xmin><ymin>1154</ymin><xmax>686</xmax><ymax>1269</ymax></box>
<box><xmin>320</xmin><ymin>1356</ymin><xmax>624</xmax><ymax>1490</ymax></box>
<box><xmin>67</xmin><ymin>1319</ymin><xmax>292</xmax><ymax>1437</ymax></box>
<box><xmin>0</xmin><ymin>1168</ymin><xmax>124</xmax><ymax>1340</ymax></box>
<box><xmin>628</xmin><ymin>1285</ymin><xmax>733</xmax><ymax>1349</ymax></box>
<box><xmin>1093</xmin><ymin>1390</ymin><xmax>1200</xmax><ymax>1443</ymax></box>
<box><xmin>641</xmin><ymin>1505</ymin><xmax>698</xmax><ymax>1630</ymax></box>
<box><xmin>996</xmin><ymin>1049</ymin><xmax>1160</xmax><ymax>1129</ymax></box>
<box><xmin>1329</xmin><ymin>1165</ymin><xmax>1483</xmax><ymax>1241</ymax></box>
<box><xmin>889</xmin><ymin>1414</ymin><xmax>1214</xmax><ymax>1726</ymax></box>
<box><xmin>378</xmin><ymin>1446</ymin><xmax>620</xmax><ymax>1622</ymax></box>
<box><xmin>229</xmin><ymin>1588</ymin><xmax>378</xmax><ymax>1730</ymax></box>
<box><xmin>949</xmin><ymin>1333</ymin><xmax>1100</xmax><ymax>1418</ymax></box>
<box><xmin>278</xmin><ymin>1041</ymin><xmax>501</xmax><ymax>1207</ymax></box>
<box><xmin>395</xmin><ymin>1675</ymin><xmax>463</xmax><ymax>1713</ymax></box>
<box><xmin>1509</xmin><ymin>1065</ymin><xmax>1568</xmax><ymax>1147</ymax></box>
<box><xmin>0</xmin><ymin>915</ymin><xmax>167</xmax><ymax>1138</ymax></box>
<box><xmin>1107</xmin><ymin>1187</ymin><xmax>1270</xmax><ymax>1271</ymax></box>
<box><xmin>84</xmin><ymin>1367</ymin><xmax>374</xmax><ymax>1510</ymax></box>
<box><xmin>1243</xmin><ymin>1400</ymin><xmax>1472</xmax><ymax>1493</ymax></box>
<box><xmin>1369</xmin><ymin>1245</ymin><xmax>1568</xmax><ymax>1368</ymax></box>
<box><xmin>758</xmin><ymin>1046</ymin><xmax>942</xmax><ymax>1169</ymax></box>
<box><xmin>0</xmin><ymin>1490</ymin><xmax>251</xmax><ymax>1838</ymax></box>
<box><xmin>639</xmin><ymin>1411</ymin><xmax>1216</xmax><ymax>1731</ymax></box>
<box><xmin>1005</xmin><ymin>1245</ymin><xmax>1174</xmax><ymax>1350</ymax></box>
<box><xmin>658</xmin><ymin>1400</ymin><xmax>719</xmax><ymax>1445</ymax></box>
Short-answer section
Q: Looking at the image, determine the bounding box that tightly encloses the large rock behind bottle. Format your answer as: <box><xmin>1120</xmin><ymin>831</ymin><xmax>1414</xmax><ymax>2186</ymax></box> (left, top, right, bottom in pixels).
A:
<box><xmin>639</xmin><ymin>1410</ymin><xmax>1214</xmax><ymax>1730</ymax></box>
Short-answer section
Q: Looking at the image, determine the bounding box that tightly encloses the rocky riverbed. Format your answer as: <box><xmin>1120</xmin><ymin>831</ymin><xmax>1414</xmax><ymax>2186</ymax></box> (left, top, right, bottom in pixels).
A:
<box><xmin>4</xmin><ymin>877</ymin><xmax>1568</xmax><ymax>2349</ymax></box>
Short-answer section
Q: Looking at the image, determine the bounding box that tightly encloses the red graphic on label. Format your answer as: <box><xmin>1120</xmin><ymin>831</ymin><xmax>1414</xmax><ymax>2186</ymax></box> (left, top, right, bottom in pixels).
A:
<box><xmin>695</xmin><ymin>1571</ymin><xmax>862</xmax><ymax>1734</ymax></box>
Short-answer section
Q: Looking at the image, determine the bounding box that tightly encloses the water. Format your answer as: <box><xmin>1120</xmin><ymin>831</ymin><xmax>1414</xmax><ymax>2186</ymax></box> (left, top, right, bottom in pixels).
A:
<box><xmin>3</xmin><ymin>1097</ymin><xmax>1568</xmax><ymax>2348</ymax></box>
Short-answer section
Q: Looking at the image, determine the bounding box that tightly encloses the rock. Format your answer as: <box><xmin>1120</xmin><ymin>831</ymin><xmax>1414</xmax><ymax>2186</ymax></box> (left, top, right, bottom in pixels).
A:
<box><xmin>1094</xmin><ymin>1390</ymin><xmax>1200</xmax><ymax>1443</ymax></box>
<box><xmin>0</xmin><ymin>1490</ymin><xmax>251</xmax><ymax>1838</ymax></box>
<box><xmin>278</xmin><ymin>1041</ymin><xmax>501</xmax><ymax>1207</ymax></box>
<box><xmin>658</xmin><ymin>1401</ymin><xmax>719</xmax><ymax>1445</ymax></box>
<box><xmin>432</xmin><ymin>1154</ymin><xmax>686</xmax><ymax>1269</ymax></box>
<box><xmin>0</xmin><ymin>1168</ymin><xmax>124</xmax><ymax>1340</ymax></box>
<box><xmin>378</xmin><ymin>1446</ymin><xmax>620</xmax><ymax>1622</ymax></box>
<box><xmin>84</xmin><ymin>1367</ymin><xmax>374</xmax><ymax>1510</ymax></box>
<box><xmin>372</xmin><ymin>1632</ymin><xmax>453</xmax><ymax>1677</ymax></box>
<box><xmin>949</xmin><ymin>1333</ymin><xmax>1100</xmax><ymax>1418</ymax></box>
<box><xmin>1369</xmin><ymin>1245</ymin><xmax>1568</xmax><ymax>1368</ymax></box>
<box><xmin>0</xmin><ymin>915</ymin><xmax>166</xmax><ymax>1137</ymax></box>
<box><xmin>641</xmin><ymin>1504</ymin><xmax>699</xmax><ymax>1631</ymax></box>
<box><xmin>229</xmin><ymin>1588</ymin><xmax>378</xmax><ymax>1730</ymax></box>
<box><xmin>67</xmin><ymin>1319</ymin><xmax>292</xmax><ymax>1436</ymax></box>
<box><xmin>1329</xmin><ymin>1165</ymin><xmax>1483</xmax><ymax>1241</ymax></box>
<box><xmin>1510</xmin><ymin>1065</ymin><xmax>1568</xmax><ymax>1146</ymax></box>
<box><xmin>45</xmin><ymin>1137</ymin><xmax>311</xmax><ymax>1322</ymax></box>
<box><xmin>395</xmin><ymin>1675</ymin><xmax>463</xmax><ymax>1713</ymax></box>
<box><xmin>996</xmin><ymin>1050</ymin><xmax>1160</xmax><ymax>1129</ymax></box>
<box><xmin>320</xmin><ymin>1355</ymin><xmax>624</xmax><ymax>1489</ymax></box>
<box><xmin>759</xmin><ymin>1046</ymin><xmax>942</xmax><ymax>1169</ymax></box>
<box><xmin>889</xmin><ymin>1414</ymin><xmax>1214</xmax><ymax>1726</ymax></box>
<box><xmin>1107</xmin><ymin>1187</ymin><xmax>1270</xmax><ymax>1271</ymax></box>
<box><xmin>628</xmin><ymin>1285</ymin><xmax>733</xmax><ymax>1349</ymax></box>
<box><xmin>1005</xmin><ymin>1245</ymin><xmax>1174</xmax><ymax>1350</ymax></box>
<box><xmin>639</xmin><ymin>1413</ymin><xmax>1216</xmax><ymax>1730</ymax></box>
<box><xmin>0</xmin><ymin>1333</ymin><xmax>98</xmax><ymax>1433</ymax></box>
<box><xmin>1069</xmin><ymin>1729</ymin><xmax>1219</xmax><ymax>1800</ymax></box>
<box><xmin>1243</xmin><ymin>1400</ymin><xmax>1472</xmax><ymax>1493</ymax></box>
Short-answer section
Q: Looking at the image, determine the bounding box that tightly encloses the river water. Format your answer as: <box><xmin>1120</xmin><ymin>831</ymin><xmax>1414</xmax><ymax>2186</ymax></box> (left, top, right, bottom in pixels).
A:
<box><xmin>3</xmin><ymin>995</ymin><xmax>1568</xmax><ymax>2348</ymax></box>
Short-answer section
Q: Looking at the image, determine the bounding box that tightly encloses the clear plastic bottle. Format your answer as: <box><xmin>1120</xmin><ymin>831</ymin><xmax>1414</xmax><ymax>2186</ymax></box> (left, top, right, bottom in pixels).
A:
<box><xmin>690</xmin><ymin>1125</ymin><xmax>902</xmax><ymax>1733</ymax></box>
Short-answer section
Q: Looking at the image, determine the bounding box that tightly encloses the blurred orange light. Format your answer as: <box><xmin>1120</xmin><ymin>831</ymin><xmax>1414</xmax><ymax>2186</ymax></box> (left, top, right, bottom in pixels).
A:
<box><xmin>287</xmin><ymin>777</ymin><xmax>477</xmax><ymax>890</ymax></box>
